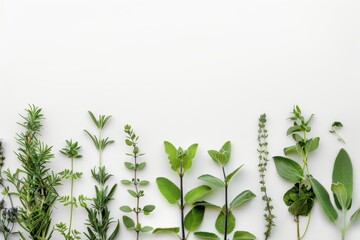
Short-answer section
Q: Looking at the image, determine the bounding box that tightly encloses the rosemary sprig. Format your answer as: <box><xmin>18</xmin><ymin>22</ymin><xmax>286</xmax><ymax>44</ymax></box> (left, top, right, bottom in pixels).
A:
<box><xmin>83</xmin><ymin>111</ymin><xmax>119</xmax><ymax>240</ymax></box>
<box><xmin>0</xmin><ymin>139</ymin><xmax>18</xmax><ymax>240</ymax></box>
<box><xmin>258</xmin><ymin>114</ymin><xmax>275</xmax><ymax>240</ymax></box>
<box><xmin>6</xmin><ymin>105</ymin><xmax>61</xmax><ymax>240</ymax></box>
<box><xmin>120</xmin><ymin>124</ymin><xmax>155</xmax><ymax>239</ymax></box>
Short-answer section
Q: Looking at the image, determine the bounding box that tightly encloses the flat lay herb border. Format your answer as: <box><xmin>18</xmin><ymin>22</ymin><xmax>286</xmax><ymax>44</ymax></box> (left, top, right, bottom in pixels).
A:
<box><xmin>1</xmin><ymin>104</ymin><xmax>358</xmax><ymax>240</ymax></box>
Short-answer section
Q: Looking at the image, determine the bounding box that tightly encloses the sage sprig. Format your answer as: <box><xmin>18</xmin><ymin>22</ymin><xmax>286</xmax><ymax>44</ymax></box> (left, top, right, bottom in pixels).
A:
<box><xmin>6</xmin><ymin>105</ymin><xmax>61</xmax><ymax>240</ymax></box>
<box><xmin>154</xmin><ymin>142</ymin><xmax>211</xmax><ymax>240</ymax></box>
<box><xmin>258</xmin><ymin>114</ymin><xmax>275</xmax><ymax>239</ymax></box>
<box><xmin>310</xmin><ymin>148</ymin><xmax>360</xmax><ymax>240</ymax></box>
<box><xmin>120</xmin><ymin>124</ymin><xmax>155</xmax><ymax>239</ymax></box>
<box><xmin>195</xmin><ymin>141</ymin><xmax>256</xmax><ymax>240</ymax></box>
<box><xmin>0</xmin><ymin>139</ymin><xmax>18</xmax><ymax>240</ymax></box>
<box><xmin>55</xmin><ymin>140</ymin><xmax>88</xmax><ymax>240</ymax></box>
<box><xmin>84</xmin><ymin>111</ymin><xmax>119</xmax><ymax>240</ymax></box>
<box><xmin>273</xmin><ymin>106</ymin><xmax>319</xmax><ymax>240</ymax></box>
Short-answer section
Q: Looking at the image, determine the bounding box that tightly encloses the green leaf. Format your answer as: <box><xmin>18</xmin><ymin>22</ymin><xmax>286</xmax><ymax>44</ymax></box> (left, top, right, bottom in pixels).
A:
<box><xmin>194</xmin><ymin>201</ymin><xmax>221</xmax><ymax>209</ymax></box>
<box><xmin>273</xmin><ymin>156</ymin><xmax>304</xmax><ymax>182</ymax></box>
<box><xmin>215</xmin><ymin>210</ymin><xmax>235</xmax><ymax>234</ymax></box>
<box><xmin>164</xmin><ymin>141</ymin><xmax>180</xmax><ymax>171</ymax></box>
<box><xmin>125</xmin><ymin>139</ymin><xmax>133</xmax><ymax>146</ymax></box>
<box><xmin>137</xmin><ymin>162</ymin><xmax>146</xmax><ymax>170</ymax></box>
<box><xmin>332</xmin><ymin>148</ymin><xmax>353</xmax><ymax>209</ymax></box>
<box><xmin>310</xmin><ymin>177</ymin><xmax>338</xmax><ymax>222</ymax></box>
<box><xmin>233</xmin><ymin>231</ymin><xmax>256</xmax><ymax>240</ymax></box>
<box><xmin>305</xmin><ymin>137</ymin><xmax>320</xmax><ymax>153</ymax></box>
<box><xmin>350</xmin><ymin>207</ymin><xmax>360</xmax><ymax>223</ymax></box>
<box><xmin>198</xmin><ymin>174</ymin><xmax>224</xmax><ymax>187</ymax></box>
<box><xmin>156</xmin><ymin>177</ymin><xmax>180</xmax><ymax>204</ymax></box>
<box><xmin>124</xmin><ymin>162</ymin><xmax>134</xmax><ymax>170</ymax></box>
<box><xmin>226</xmin><ymin>165</ymin><xmax>243</xmax><ymax>183</ymax></box>
<box><xmin>184</xmin><ymin>206</ymin><xmax>205</xmax><ymax>231</ymax></box>
<box><xmin>120</xmin><ymin>206</ymin><xmax>133</xmax><ymax>212</ymax></box>
<box><xmin>185</xmin><ymin>185</ymin><xmax>212</xmax><ymax>205</ymax></box>
<box><xmin>331</xmin><ymin>182</ymin><xmax>348</xmax><ymax>210</ymax></box>
<box><xmin>208</xmin><ymin>150</ymin><xmax>225</xmax><ymax>165</ymax></box>
<box><xmin>230</xmin><ymin>190</ymin><xmax>256</xmax><ymax>209</ymax></box>
<box><xmin>127</xmin><ymin>189</ymin><xmax>137</xmax><ymax>197</ymax></box>
<box><xmin>143</xmin><ymin>205</ymin><xmax>155</xmax><ymax>213</ymax></box>
<box><xmin>183</xmin><ymin>143</ymin><xmax>199</xmax><ymax>172</ymax></box>
<box><xmin>141</xmin><ymin>226</ymin><xmax>153</xmax><ymax>232</ymax></box>
<box><xmin>194</xmin><ymin>231</ymin><xmax>220</xmax><ymax>239</ymax></box>
<box><xmin>284</xmin><ymin>145</ymin><xmax>297</xmax><ymax>155</ymax></box>
<box><xmin>139</xmin><ymin>180</ymin><xmax>150</xmax><ymax>185</ymax></box>
<box><xmin>153</xmin><ymin>227</ymin><xmax>180</xmax><ymax>234</ymax></box>
<box><xmin>287</xmin><ymin>125</ymin><xmax>302</xmax><ymax>135</ymax></box>
<box><xmin>121</xmin><ymin>179</ymin><xmax>132</xmax><ymax>185</ymax></box>
<box><xmin>123</xmin><ymin>215</ymin><xmax>135</xmax><ymax>228</ymax></box>
<box><xmin>220</xmin><ymin>141</ymin><xmax>231</xmax><ymax>164</ymax></box>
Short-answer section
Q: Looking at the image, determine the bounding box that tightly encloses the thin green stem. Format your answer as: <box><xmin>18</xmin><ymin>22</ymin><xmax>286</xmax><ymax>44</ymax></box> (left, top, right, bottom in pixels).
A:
<box><xmin>68</xmin><ymin>157</ymin><xmax>74</xmax><ymax>234</ymax></box>
<box><xmin>222</xmin><ymin>167</ymin><xmax>228</xmax><ymax>240</ymax></box>
<box><xmin>300</xmin><ymin>212</ymin><xmax>311</xmax><ymax>239</ymax></box>
<box><xmin>295</xmin><ymin>215</ymin><xmax>300</xmax><ymax>240</ymax></box>
<box><xmin>180</xmin><ymin>168</ymin><xmax>185</xmax><ymax>240</ymax></box>
<box><xmin>134</xmin><ymin>151</ymin><xmax>140</xmax><ymax>240</ymax></box>
<box><xmin>341</xmin><ymin>210</ymin><xmax>347</xmax><ymax>240</ymax></box>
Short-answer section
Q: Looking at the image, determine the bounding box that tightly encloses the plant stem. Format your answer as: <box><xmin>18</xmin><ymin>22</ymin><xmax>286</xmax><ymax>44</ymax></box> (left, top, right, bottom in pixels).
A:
<box><xmin>134</xmin><ymin>151</ymin><xmax>140</xmax><ymax>240</ymax></box>
<box><xmin>222</xmin><ymin>167</ymin><xmax>228</xmax><ymax>240</ymax></box>
<box><xmin>295</xmin><ymin>215</ymin><xmax>300</xmax><ymax>240</ymax></box>
<box><xmin>180</xmin><ymin>165</ymin><xmax>185</xmax><ymax>240</ymax></box>
<box><xmin>68</xmin><ymin>157</ymin><xmax>74</xmax><ymax>235</ymax></box>
<box><xmin>341</xmin><ymin>210</ymin><xmax>346</xmax><ymax>240</ymax></box>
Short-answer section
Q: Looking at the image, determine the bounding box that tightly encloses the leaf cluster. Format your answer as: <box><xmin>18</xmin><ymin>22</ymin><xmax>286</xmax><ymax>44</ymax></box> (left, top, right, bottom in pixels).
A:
<box><xmin>54</xmin><ymin>222</ymin><xmax>81</xmax><ymax>240</ymax></box>
<box><xmin>195</xmin><ymin>141</ymin><xmax>256</xmax><ymax>240</ymax></box>
<box><xmin>155</xmin><ymin>142</ymin><xmax>211</xmax><ymax>240</ymax></box>
<box><xmin>6</xmin><ymin>105</ymin><xmax>61</xmax><ymax>240</ymax></box>
<box><xmin>84</xmin><ymin>111</ymin><xmax>119</xmax><ymax>240</ymax></box>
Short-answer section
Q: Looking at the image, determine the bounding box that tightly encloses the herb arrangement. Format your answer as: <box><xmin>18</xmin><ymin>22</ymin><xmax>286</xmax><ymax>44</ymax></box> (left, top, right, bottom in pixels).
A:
<box><xmin>6</xmin><ymin>105</ymin><xmax>62</xmax><ymax>240</ymax></box>
<box><xmin>257</xmin><ymin>114</ymin><xmax>275</xmax><ymax>240</ymax></box>
<box><xmin>154</xmin><ymin>142</ymin><xmax>212</xmax><ymax>240</ymax></box>
<box><xmin>55</xmin><ymin>140</ymin><xmax>88</xmax><ymax>240</ymax></box>
<box><xmin>194</xmin><ymin>141</ymin><xmax>256</xmax><ymax>240</ymax></box>
<box><xmin>83</xmin><ymin>111</ymin><xmax>119</xmax><ymax>240</ymax></box>
<box><xmin>120</xmin><ymin>124</ymin><xmax>155</xmax><ymax>239</ymax></box>
<box><xmin>0</xmin><ymin>139</ymin><xmax>18</xmax><ymax>240</ymax></box>
<box><xmin>273</xmin><ymin>106</ymin><xmax>319</xmax><ymax>240</ymax></box>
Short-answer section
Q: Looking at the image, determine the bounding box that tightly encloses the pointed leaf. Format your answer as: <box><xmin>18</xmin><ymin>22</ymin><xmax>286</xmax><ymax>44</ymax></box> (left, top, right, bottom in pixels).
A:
<box><xmin>310</xmin><ymin>177</ymin><xmax>338</xmax><ymax>222</ymax></box>
<box><xmin>194</xmin><ymin>231</ymin><xmax>220</xmax><ymax>239</ymax></box>
<box><xmin>153</xmin><ymin>227</ymin><xmax>180</xmax><ymax>234</ymax></box>
<box><xmin>183</xmin><ymin>143</ymin><xmax>199</xmax><ymax>171</ymax></box>
<box><xmin>164</xmin><ymin>141</ymin><xmax>180</xmax><ymax>171</ymax></box>
<box><xmin>331</xmin><ymin>182</ymin><xmax>347</xmax><ymax>210</ymax></box>
<box><xmin>185</xmin><ymin>185</ymin><xmax>212</xmax><ymax>205</ymax></box>
<box><xmin>194</xmin><ymin>201</ymin><xmax>221</xmax><ymax>209</ymax></box>
<box><xmin>120</xmin><ymin>206</ymin><xmax>133</xmax><ymax>212</ymax></box>
<box><xmin>220</xmin><ymin>141</ymin><xmax>231</xmax><ymax>164</ymax></box>
<box><xmin>123</xmin><ymin>215</ymin><xmax>135</xmax><ymax>228</ymax></box>
<box><xmin>198</xmin><ymin>174</ymin><xmax>224</xmax><ymax>187</ymax></box>
<box><xmin>350</xmin><ymin>207</ymin><xmax>360</xmax><ymax>224</ymax></box>
<box><xmin>185</xmin><ymin>206</ymin><xmax>205</xmax><ymax>231</ymax></box>
<box><xmin>156</xmin><ymin>177</ymin><xmax>180</xmax><ymax>204</ymax></box>
<box><xmin>273</xmin><ymin>156</ymin><xmax>303</xmax><ymax>182</ymax></box>
<box><xmin>332</xmin><ymin>148</ymin><xmax>353</xmax><ymax>209</ymax></box>
<box><xmin>230</xmin><ymin>190</ymin><xmax>256</xmax><ymax>209</ymax></box>
<box><xmin>226</xmin><ymin>165</ymin><xmax>243</xmax><ymax>183</ymax></box>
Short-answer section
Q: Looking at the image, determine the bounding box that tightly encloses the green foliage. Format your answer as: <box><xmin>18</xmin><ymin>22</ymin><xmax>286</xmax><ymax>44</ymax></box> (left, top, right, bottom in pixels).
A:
<box><xmin>6</xmin><ymin>105</ymin><xmax>61</xmax><ymax>240</ymax></box>
<box><xmin>84</xmin><ymin>111</ymin><xmax>119</xmax><ymax>240</ymax></box>
<box><xmin>154</xmin><ymin>141</ymin><xmax>210</xmax><ymax>240</ymax></box>
<box><xmin>257</xmin><ymin>114</ymin><xmax>275</xmax><ymax>240</ymax></box>
<box><xmin>311</xmin><ymin>149</ymin><xmax>360</xmax><ymax>240</ymax></box>
<box><xmin>329</xmin><ymin>121</ymin><xmax>345</xmax><ymax>143</ymax></box>
<box><xmin>195</xmin><ymin>141</ymin><xmax>256</xmax><ymax>240</ymax></box>
<box><xmin>272</xmin><ymin>105</ymin><xmax>319</xmax><ymax>240</ymax></box>
<box><xmin>121</xmin><ymin>125</ymin><xmax>154</xmax><ymax>239</ymax></box>
<box><xmin>0</xmin><ymin>140</ymin><xmax>18</xmax><ymax>240</ymax></box>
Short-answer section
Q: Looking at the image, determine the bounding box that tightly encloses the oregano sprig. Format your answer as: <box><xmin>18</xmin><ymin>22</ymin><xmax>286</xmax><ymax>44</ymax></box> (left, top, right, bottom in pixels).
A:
<box><xmin>55</xmin><ymin>140</ymin><xmax>89</xmax><ymax>240</ymax></box>
<box><xmin>0</xmin><ymin>139</ymin><xmax>18</xmax><ymax>240</ymax></box>
<box><xmin>5</xmin><ymin>105</ymin><xmax>61</xmax><ymax>240</ymax></box>
<box><xmin>120</xmin><ymin>124</ymin><xmax>155</xmax><ymax>239</ymax></box>
<box><xmin>154</xmin><ymin>142</ymin><xmax>211</xmax><ymax>240</ymax></box>
<box><xmin>84</xmin><ymin>111</ymin><xmax>119</xmax><ymax>240</ymax></box>
<box><xmin>273</xmin><ymin>106</ymin><xmax>319</xmax><ymax>240</ymax></box>
<box><xmin>330</xmin><ymin>121</ymin><xmax>345</xmax><ymax>143</ymax></box>
<box><xmin>258</xmin><ymin>114</ymin><xmax>275</xmax><ymax>239</ymax></box>
<box><xmin>195</xmin><ymin>141</ymin><xmax>256</xmax><ymax>240</ymax></box>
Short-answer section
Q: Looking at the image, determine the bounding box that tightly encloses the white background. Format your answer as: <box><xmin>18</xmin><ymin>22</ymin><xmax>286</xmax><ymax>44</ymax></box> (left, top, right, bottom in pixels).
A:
<box><xmin>1</xmin><ymin>0</ymin><xmax>360</xmax><ymax>239</ymax></box>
